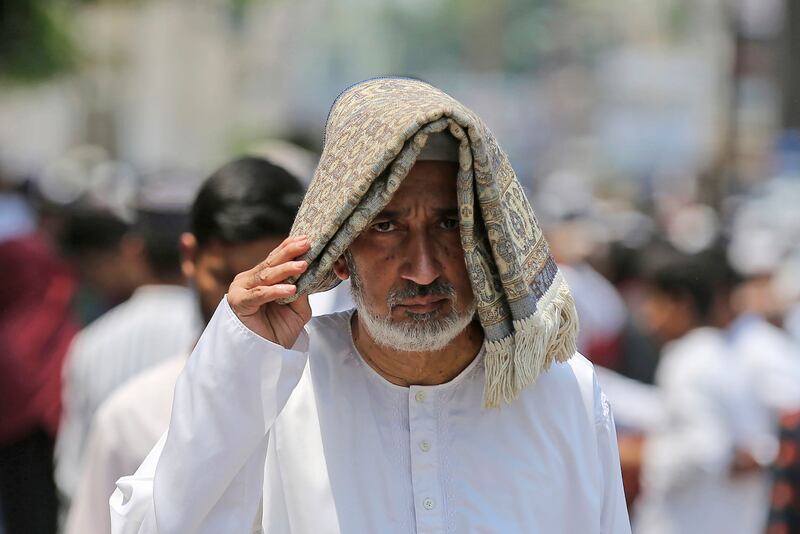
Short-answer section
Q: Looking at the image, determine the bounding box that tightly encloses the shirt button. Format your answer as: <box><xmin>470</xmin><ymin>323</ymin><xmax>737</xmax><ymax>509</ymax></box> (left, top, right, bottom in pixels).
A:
<box><xmin>423</xmin><ymin>498</ymin><xmax>436</xmax><ymax>510</ymax></box>
<box><xmin>419</xmin><ymin>440</ymin><xmax>431</xmax><ymax>452</ymax></box>
<box><xmin>415</xmin><ymin>390</ymin><xmax>426</xmax><ymax>403</ymax></box>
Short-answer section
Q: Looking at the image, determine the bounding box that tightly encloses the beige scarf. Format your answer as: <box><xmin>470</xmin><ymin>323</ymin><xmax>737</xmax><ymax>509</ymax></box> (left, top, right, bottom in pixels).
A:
<box><xmin>285</xmin><ymin>77</ymin><xmax>578</xmax><ymax>407</ymax></box>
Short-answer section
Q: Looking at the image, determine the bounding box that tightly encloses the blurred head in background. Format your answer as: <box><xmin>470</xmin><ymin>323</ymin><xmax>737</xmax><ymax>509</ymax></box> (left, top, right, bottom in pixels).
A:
<box><xmin>181</xmin><ymin>156</ymin><xmax>304</xmax><ymax>323</ymax></box>
<box><xmin>59</xmin><ymin>210</ymin><xmax>146</xmax><ymax>306</ymax></box>
<box><xmin>640</xmin><ymin>247</ymin><xmax>735</xmax><ymax>344</ymax></box>
<box><xmin>133</xmin><ymin>207</ymin><xmax>187</xmax><ymax>287</ymax></box>
<box><xmin>729</xmin><ymin>272</ymin><xmax>787</xmax><ymax>328</ymax></box>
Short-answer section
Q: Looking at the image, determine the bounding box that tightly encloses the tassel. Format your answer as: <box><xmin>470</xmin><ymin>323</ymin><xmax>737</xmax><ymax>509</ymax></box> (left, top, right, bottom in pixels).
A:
<box><xmin>482</xmin><ymin>276</ymin><xmax>579</xmax><ymax>408</ymax></box>
<box><xmin>482</xmin><ymin>335</ymin><xmax>514</xmax><ymax>408</ymax></box>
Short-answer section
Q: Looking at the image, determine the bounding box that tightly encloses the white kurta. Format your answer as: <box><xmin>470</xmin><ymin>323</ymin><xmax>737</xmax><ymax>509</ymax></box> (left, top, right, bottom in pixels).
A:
<box><xmin>56</xmin><ymin>285</ymin><xmax>201</xmax><ymax>501</ymax></box>
<box><xmin>110</xmin><ymin>297</ymin><xmax>630</xmax><ymax>534</ymax></box>
<box><xmin>633</xmin><ymin>327</ymin><xmax>772</xmax><ymax>534</ymax></box>
<box><xmin>66</xmin><ymin>355</ymin><xmax>187</xmax><ymax>534</ymax></box>
<box><xmin>594</xmin><ymin>366</ymin><xmax>665</xmax><ymax>434</ymax></box>
<box><xmin>66</xmin><ymin>285</ymin><xmax>353</xmax><ymax>534</ymax></box>
<box><xmin>728</xmin><ymin>314</ymin><xmax>800</xmax><ymax>413</ymax></box>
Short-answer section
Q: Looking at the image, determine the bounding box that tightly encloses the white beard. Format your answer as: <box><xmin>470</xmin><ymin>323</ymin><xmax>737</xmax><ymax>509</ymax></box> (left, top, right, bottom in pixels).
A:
<box><xmin>346</xmin><ymin>252</ymin><xmax>476</xmax><ymax>352</ymax></box>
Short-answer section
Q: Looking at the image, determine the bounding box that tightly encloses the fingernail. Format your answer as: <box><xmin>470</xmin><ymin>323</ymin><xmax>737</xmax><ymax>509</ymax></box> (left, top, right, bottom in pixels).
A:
<box><xmin>294</xmin><ymin>261</ymin><xmax>307</xmax><ymax>268</ymax></box>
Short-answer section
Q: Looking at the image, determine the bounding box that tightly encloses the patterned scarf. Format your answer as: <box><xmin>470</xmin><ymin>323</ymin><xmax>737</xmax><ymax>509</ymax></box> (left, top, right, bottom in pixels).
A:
<box><xmin>287</xmin><ymin>77</ymin><xmax>578</xmax><ymax>407</ymax></box>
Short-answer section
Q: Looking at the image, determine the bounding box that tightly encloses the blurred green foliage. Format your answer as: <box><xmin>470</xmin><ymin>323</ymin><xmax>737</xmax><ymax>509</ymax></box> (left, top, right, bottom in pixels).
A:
<box><xmin>0</xmin><ymin>0</ymin><xmax>256</xmax><ymax>83</ymax></box>
<box><xmin>0</xmin><ymin>0</ymin><xmax>76</xmax><ymax>82</ymax></box>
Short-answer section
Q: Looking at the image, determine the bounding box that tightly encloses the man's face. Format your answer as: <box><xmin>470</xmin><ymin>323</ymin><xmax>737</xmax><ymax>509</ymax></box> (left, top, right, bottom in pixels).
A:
<box><xmin>182</xmin><ymin>235</ymin><xmax>284</xmax><ymax>323</ymax></box>
<box><xmin>640</xmin><ymin>286</ymin><xmax>696</xmax><ymax>344</ymax></box>
<box><xmin>334</xmin><ymin>160</ymin><xmax>476</xmax><ymax>351</ymax></box>
<box><xmin>74</xmin><ymin>235</ymin><xmax>149</xmax><ymax>305</ymax></box>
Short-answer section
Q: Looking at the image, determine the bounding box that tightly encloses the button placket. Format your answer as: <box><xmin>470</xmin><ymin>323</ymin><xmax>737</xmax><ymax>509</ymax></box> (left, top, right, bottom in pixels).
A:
<box><xmin>408</xmin><ymin>386</ymin><xmax>444</xmax><ymax>533</ymax></box>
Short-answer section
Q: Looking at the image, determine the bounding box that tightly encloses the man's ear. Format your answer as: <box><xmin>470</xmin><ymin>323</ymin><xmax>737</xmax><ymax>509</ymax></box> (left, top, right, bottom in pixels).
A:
<box><xmin>333</xmin><ymin>254</ymin><xmax>350</xmax><ymax>281</ymax></box>
<box><xmin>179</xmin><ymin>233</ymin><xmax>198</xmax><ymax>280</ymax></box>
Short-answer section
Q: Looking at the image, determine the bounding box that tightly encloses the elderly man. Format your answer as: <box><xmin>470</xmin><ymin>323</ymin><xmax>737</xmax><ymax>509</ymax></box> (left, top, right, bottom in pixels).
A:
<box><xmin>111</xmin><ymin>78</ymin><xmax>629</xmax><ymax>533</ymax></box>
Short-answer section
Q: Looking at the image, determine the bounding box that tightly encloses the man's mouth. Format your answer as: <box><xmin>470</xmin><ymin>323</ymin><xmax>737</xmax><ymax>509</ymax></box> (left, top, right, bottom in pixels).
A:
<box><xmin>393</xmin><ymin>296</ymin><xmax>448</xmax><ymax>314</ymax></box>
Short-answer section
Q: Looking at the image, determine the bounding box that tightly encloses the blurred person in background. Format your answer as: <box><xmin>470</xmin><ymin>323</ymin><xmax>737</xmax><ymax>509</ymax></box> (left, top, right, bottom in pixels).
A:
<box><xmin>64</xmin><ymin>156</ymin><xmax>353</xmax><ymax>534</ymax></box>
<box><xmin>54</xmin><ymin>179</ymin><xmax>203</xmax><ymax>513</ymax></box>
<box><xmin>0</xmin><ymin>175</ymin><xmax>79</xmax><ymax>534</ymax></box>
<box><xmin>547</xmin><ymin>215</ymin><xmax>666</xmax><ymax>508</ymax></box>
<box><xmin>726</xmin><ymin>270</ymin><xmax>800</xmax><ymax>417</ymax></box>
<box><xmin>766</xmin><ymin>411</ymin><xmax>800</xmax><ymax>533</ymax></box>
<box><xmin>546</xmin><ymin>215</ymin><xmax>628</xmax><ymax>369</ymax></box>
<box><xmin>787</xmin><ymin>304</ymin><xmax>800</xmax><ymax>346</ymax></box>
<box><xmin>727</xmin><ymin>257</ymin><xmax>800</xmax><ymax>534</ymax></box>
<box><xmin>611</xmin><ymin>240</ymin><xmax>671</xmax><ymax>387</ymax></box>
<box><xmin>59</xmin><ymin>210</ymin><xmax>148</xmax><ymax>325</ymax></box>
<box><xmin>633</xmin><ymin>250</ymin><xmax>774</xmax><ymax>534</ymax></box>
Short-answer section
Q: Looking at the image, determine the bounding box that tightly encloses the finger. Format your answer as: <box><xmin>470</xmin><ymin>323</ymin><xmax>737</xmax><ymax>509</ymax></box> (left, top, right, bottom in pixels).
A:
<box><xmin>261</xmin><ymin>235</ymin><xmax>308</xmax><ymax>269</ymax></box>
<box><xmin>265</xmin><ymin>236</ymin><xmax>310</xmax><ymax>268</ymax></box>
<box><xmin>236</xmin><ymin>236</ymin><xmax>309</xmax><ymax>288</ymax></box>
<box><xmin>250</xmin><ymin>260</ymin><xmax>308</xmax><ymax>288</ymax></box>
<box><xmin>237</xmin><ymin>284</ymin><xmax>297</xmax><ymax>311</ymax></box>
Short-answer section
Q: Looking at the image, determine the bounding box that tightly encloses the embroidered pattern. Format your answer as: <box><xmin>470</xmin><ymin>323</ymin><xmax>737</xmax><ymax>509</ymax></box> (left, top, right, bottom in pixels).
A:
<box><xmin>286</xmin><ymin>78</ymin><xmax>578</xmax><ymax>406</ymax></box>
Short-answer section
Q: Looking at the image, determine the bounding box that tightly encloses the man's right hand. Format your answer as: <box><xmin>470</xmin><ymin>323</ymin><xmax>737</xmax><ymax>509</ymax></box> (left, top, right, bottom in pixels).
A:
<box><xmin>228</xmin><ymin>235</ymin><xmax>312</xmax><ymax>349</ymax></box>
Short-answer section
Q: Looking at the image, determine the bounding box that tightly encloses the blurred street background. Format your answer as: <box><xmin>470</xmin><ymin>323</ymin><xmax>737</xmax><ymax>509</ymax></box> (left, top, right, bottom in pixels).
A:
<box><xmin>2</xmin><ymin>0</ymin><xmax>800</xmax><ymax>533</ymax></box>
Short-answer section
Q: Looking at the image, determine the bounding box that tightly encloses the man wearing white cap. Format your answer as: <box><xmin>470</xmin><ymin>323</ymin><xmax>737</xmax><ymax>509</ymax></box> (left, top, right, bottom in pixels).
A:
<box><xmin>111</xmin><ymin>78</ymin><xmax>629</xmax><ymax>533</ymax></box>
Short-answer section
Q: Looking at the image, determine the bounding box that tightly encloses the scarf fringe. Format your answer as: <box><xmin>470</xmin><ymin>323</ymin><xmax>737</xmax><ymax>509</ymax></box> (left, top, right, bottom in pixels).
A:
<box><xmin>482</xmin><ymin>276</ymin><xmax>579</xmax><ymax>408</ymax></box>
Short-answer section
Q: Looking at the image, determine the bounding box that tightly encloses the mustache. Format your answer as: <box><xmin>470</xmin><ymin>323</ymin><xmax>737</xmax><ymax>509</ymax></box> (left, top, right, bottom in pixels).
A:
<box><xmin>388</xmin><ymin>280</ymin><xmax>456</xmax><ymax>308</ymax></box>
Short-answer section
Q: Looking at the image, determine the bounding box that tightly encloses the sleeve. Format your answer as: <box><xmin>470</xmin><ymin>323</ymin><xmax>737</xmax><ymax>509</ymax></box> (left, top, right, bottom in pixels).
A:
<box><xmin>110</xmin><ymin>296</ymin><xmax>309</xmax><ymax>534</ymax></box>
<box><xmin>54</xmin><ymin>339</ymin><xmax>91</xmax><ymax>503</ymax></box>
<box><xmin>595</xmin><ymin>378</ymin><xmax>633</xmax><ymax>534</ymax></box>
<box><xmin>65</xmin><ymin>411</ymin><xmax>118</xmax><ymax>534</ymax></box>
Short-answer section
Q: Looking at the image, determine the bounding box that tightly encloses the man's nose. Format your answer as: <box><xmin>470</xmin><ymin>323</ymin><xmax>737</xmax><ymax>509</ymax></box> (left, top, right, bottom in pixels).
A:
<box><xmin>401</xmin><ymin>231</ymin><xmax>441</xmax><ymax>286</ymax></box>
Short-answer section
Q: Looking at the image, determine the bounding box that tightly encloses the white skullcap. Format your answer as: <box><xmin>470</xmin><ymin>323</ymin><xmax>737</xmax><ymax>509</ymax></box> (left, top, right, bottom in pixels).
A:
<box><xmin>418</xmin><ymin>132</ymin><xmax>459</xmax><ymax>162</ymax></box>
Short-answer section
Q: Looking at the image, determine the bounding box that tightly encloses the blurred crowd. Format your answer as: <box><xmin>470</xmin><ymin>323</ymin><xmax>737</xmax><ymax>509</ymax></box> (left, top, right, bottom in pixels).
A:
<box><xmin>3</xmin><ymin>0</ymin><xmax>800</xmax><ymax>532</ymax></box>
<box><xmin>0</xmin><ymin>148</ymin><xmax>356</xmax><ymax>534</ymax></box>
<box><xmin>1</xmin><ymin>135</ymin><xmax>799</xmax><ymax>534</ymax></box>
<box><xmin>544</xmin><ymin>186</ymin><xmax>800</xmax><ymax>533</ymax></box>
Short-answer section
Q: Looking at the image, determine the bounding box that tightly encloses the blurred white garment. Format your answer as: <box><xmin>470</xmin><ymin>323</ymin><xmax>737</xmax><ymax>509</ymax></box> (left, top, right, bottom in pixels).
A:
<box><xmin>307</xmin><ymin>279</ymin><xmax>353</xmax><ymax>317</ymax></box>
<box><xmin>728</xmin><ymin>314</ymin><xmax>800</xmax><ymax>413</ymax></box>
<box><xmin>559</xmin><ymin>263</ymin><xmax>627</xmax><ymax>354</ymax></box>
<box><xmin>786</xmin><ymin>303</ymin><xmax>800</xmax><ymax>346</ymax></box>
<box><xmin>110</xmin><ymin>297</ymin><xmax>630</xmax><ymax>533</ymax></box>
<box><xmin>633</xmin><ymin>327</ymin><xmax>772</xmax><ymax>534</ymax></box>
<box><xmin>594</xmin><ymin>366</ymin><xmax>665</xmax><ymax>433</ymax></box>
<box><xmin>55</xmin><ymin>285</ymin><xmax>201</xmax><ymax>502</ymax></box>
<box><xmin>64</xmin><ymin>355</ymin><xmax>186</xmax><ymax>534</ymax></box>
<box><xmin>65</xmin><ymin>287</ymin><xmax>352</xmax><ymax>534</ymax></box>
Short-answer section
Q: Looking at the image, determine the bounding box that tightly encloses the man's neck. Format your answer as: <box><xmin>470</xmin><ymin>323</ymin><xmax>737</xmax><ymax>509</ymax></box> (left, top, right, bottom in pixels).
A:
<box><xmin>351</xmin><ymin>313</ymin><xmax>484</xmax><ymax>387</ymax></box>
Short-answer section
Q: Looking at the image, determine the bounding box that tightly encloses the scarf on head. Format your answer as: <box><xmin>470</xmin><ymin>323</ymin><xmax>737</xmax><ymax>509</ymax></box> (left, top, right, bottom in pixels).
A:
<box><xmin>285</xmin><ymin>77</ymin><xmax>579</xmax><ymax>407</ymax></box>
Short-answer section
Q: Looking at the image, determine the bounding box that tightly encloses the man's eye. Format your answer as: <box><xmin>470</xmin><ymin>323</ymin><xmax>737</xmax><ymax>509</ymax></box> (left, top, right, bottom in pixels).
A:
<box><xmin>372</xmin><ymin>221</ymin><xmax>396</xmax><ymax>233</ymax></box>
<box><xmin>440</xmin><ymin>218</ymin><xmax>459</xmax><ymax>230</ymax></box>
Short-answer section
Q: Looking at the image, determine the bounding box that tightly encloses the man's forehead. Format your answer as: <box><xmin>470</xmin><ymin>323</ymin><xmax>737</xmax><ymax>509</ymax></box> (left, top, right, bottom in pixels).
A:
<box><xmin>377</xmin><ymin>205</ymin><xmax>459</xmax><ymax>217</ymax></box>
<box><xmin>380</xmin><ymin>162</ymin><xmax>459</xmax><ymax>213</ymax></box>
